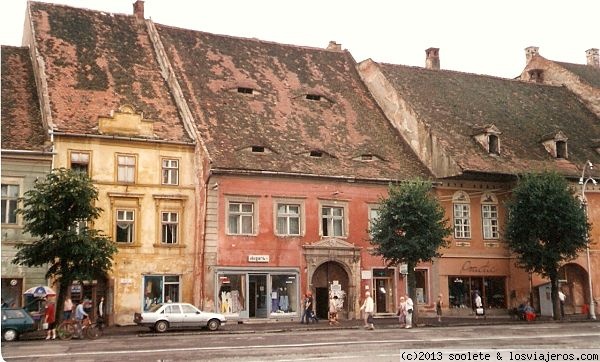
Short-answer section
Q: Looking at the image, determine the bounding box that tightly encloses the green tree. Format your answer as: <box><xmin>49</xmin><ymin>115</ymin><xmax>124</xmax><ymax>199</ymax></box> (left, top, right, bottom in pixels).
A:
<box><xmin>370</xmin><ymin>179</ymin><xmax>451</xmax><ymax>323</ymax></box>
<box><xmin>505</xmin><ymin>171</ymin><xmax>589</xmax><ymax>320</ymax></box>
<box><xmin>12</xmin><ymin>168</ymin><xmax>117</xmax><ymax>321</ymax></box>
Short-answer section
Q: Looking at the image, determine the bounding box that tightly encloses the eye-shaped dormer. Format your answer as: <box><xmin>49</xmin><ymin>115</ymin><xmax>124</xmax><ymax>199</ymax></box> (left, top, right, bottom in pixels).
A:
<box><xmin>541</xmin><ymin>130</ymin><xmax>568</xmax><ymax>159</ymax></box>
<box><xmin>472</xmin><ymin>124</ymin><xmax>502</xmax><ymax>156</ymax></box>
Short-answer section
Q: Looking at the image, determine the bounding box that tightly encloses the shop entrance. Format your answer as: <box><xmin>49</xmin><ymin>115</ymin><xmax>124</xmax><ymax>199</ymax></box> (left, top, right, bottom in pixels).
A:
<box><xmin>558</xmin><ymin>263</ymin><xmax>589</xmax><ymax>315</ymax></box>
<box><xmin>311</xmin><ymin>261</ymin><xmax>349</xmax><ymax>320</ymax></box>
<box><xmin>249</xmin><ymin>274</ymin><xmax>267</xmax><ymax>318</ymax></box>
<box><xmin>373</xmin><ymin>268</ymin><xmax>396</xmax><ymax>314</ymax></box>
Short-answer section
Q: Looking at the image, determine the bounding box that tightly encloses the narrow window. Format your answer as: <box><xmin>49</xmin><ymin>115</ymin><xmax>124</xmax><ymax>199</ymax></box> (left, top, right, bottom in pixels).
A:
<box><xmin>368</xmin><ymin>207</ymin><xmax>380</xmax><ymax>238</ymax></box>
<box><xmin>71</xmin><ymin>152</ymin><xmax>90</xmax><ymax>175</ymax></box>
<box><xmin>415</xmin><ymin>269</ymin><xmax>429</xmax><ymax>304</ymax></box>
<box><xmin>237</xmin><ymin>87</ymin><xmax>254</xmax><ymax>94</ymax></box>
<box><xmin>556</xmin><ymin>141</ymin><xmax>567</xmax><ymax>158</ymax></box>
<box><xmin>453</xmin><ymin>203</ymin><xmax>471</xmax><ymax>239</ymax></box>
<box><xmin>162</xmin><ymin>159</ymin><xmax>179</xmax><ymax>185</ymax></box>
<box><xmin>116</xmin><ymin>210</ymin><xmax>135</xmax><ymax>243</ymax></box>
<box><xmin>306</xmin><ymin>94</ymin><xmax>321</xmax><ymax>101</ymax></box>
<box><xmin>276</xmin><ymin>204</ymin><xmax>300</xmax><ymax>235</ymax></box>
<box><xmin>161</xmin><ymin>212</ymin><xmax>179</xmax><ymax>244</ymax></box>
<box><xmin>1</xmin><ymin>184</ymin><xmax>19</xmax><ymax>224</ymax></box>
<box><xmin>482</xmin><ymin>204</ymin><xmax>499</xmax><ymax>239</ymax></box>
<box><xmin>322</xmin><ymin>206</ymin><xmax>344</xmax><ymax>236</ymax></box>
<box><xmin>488</xmin><ymin>135</ymin><xmax>499</xmax><ymax>155</ymax></box>
<box><xmin>228</xmin><ymin>202</ymin><xmax>254</xmax><ymax>234</ymax></box>
<box><xmin>117</xmin><ymin>155</ymin><xmax>136</xmax><ymax>183</ymax></box>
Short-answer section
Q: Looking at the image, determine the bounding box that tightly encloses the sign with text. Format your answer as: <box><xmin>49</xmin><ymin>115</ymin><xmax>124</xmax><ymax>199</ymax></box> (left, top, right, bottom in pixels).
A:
<box><xmin>248</xmin><ymin>255</ymin><xmax>270</xmax><ymax>263</ymax></box>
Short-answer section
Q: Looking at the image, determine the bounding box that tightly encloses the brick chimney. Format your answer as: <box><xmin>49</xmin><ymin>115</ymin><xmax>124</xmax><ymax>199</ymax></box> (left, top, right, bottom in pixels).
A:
<box><xmin>525</xmin><ymin>46</ymin><xmax>539</xmax><ymax>64</ymax></box>
<box><xmin>327</xmin><ymin>41</ymin><xmax>342</xmax><ymax>51</ymax></box>
<box><xmin>586</xmin><ymin>48</ymin><xmax>599</xmax><ymax>68</ymax></box>
<box><xmin>133</xmin><ymin>0</ymin><xmax>144</xmax><ymax>20</ymax></box>
<box><xmin>425</xmin><ymin>47</ymin><xmax>440</xmax><ymax>70</ymax></box>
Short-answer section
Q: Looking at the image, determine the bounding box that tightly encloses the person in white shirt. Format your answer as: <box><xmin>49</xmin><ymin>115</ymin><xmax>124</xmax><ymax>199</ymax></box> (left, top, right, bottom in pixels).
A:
<box><xmin>405</xmin><ymin>295</ymin><xmax>414</xmax><ymax>328</ymax></box>
<box><xmin>359</xmin><ymin>291</ymin><xmax>375</xmax><ymax>330</ymax></box>
<box><xmin>558</xmin><ymin>290</ymin><xmax>566</xmax><ymax>318</ymax></box>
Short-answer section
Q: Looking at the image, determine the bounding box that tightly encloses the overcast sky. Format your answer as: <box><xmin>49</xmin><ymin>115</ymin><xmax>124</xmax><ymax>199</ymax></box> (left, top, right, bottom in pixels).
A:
<box><xmin>1</xmin><ymin>0</ymin><xmax>598</xmax><ymax>78</ymax></box>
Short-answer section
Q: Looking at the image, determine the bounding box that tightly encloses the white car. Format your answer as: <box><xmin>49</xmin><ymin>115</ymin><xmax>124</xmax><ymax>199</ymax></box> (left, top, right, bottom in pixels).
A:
<box><xmin>134</xmin><ymin>303</ymin><xmax>226</xmax><ymax>332</ymax></box>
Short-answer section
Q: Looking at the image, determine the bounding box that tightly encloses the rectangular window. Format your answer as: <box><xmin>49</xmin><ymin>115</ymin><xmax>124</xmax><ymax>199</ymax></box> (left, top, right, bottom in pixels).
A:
<box><xmin>161</xmin><ymin>159</ymin><xmax>179</xmax><ymax>185</ymax></box>
<box><xmin>228</xmin><ymin>202</ymin><xmax>254</xmax><ymax>235</ymax></box>
<box><xmin>276</xmin><ymin>204</ymin><xmax>300</xmax><ymax>235</ymax></box>
<box><xmin>482</xmin><ymin>204</ymin><xmax>499</xmax><ymax>239</ymax></box>
<box><xmin>70</xmin><ymin>152</ymin><xmax>90</xmax><ymax>175</ymax></box>
<box><xmin>322</xmin><ymin>206</ymin><xmax>344</xmax><ymax>237</ymax></box>
<box><xmin>1</xmin><ymin>184</ymin><xmax>19</xmax><ymax>224</ymax></box>
<box><xmin>143</xmin><ymin>275</ymin><xmax>180</xmax><ymax>311</ymax></box>
<box><xmin>368</xmin><ymin>207</ymin><xmax>380</xmax><ymax>238</ymax></box>
<box><xmin>117</xmin><ymin>155</ymin><xmax>136</xmax><ymax>183</ymax></box>
<box><xmin>161</xmin><ymin>212</ymin><xmax>178</xmax><ymax>244</ymax></box>
<box><xmin>217</xmin><ymin>273</ymin><xmax>246</xmax><ymax>316</ymax></box>
<box><xmin>116</xmin><ymin>210</ymin><xmax>134</xmax><ymax>243</ymax></box>
<box><xmin>415</xmin><ymin>269</ymin><xmax>428</xmax><ymax>304</ymax></box>
<box><xmin>453</xmin><ymin>203</ymin><xmax>471</xmax><ymax>239</ymax></box>
<box><xmin>270</xmin><ymin>274</ymin><xmax>298</xmax><ymax>315</ymax></box>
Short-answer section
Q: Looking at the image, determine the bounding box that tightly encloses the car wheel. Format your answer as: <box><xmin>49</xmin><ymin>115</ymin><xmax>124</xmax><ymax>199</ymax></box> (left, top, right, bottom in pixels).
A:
<box><xmin>3</xmin><ymin>329</ymin><xmax>18</xmax><ymax>342</ymax></box>
<box><xmin>207</xmin><ymin>319</ymin><xmax>220</xmax><ymax>331</ymax></box>
<box><xmin>154</xmin><ymin>320</ymin><xmax>169</xmax><ymax>333</ymax></box>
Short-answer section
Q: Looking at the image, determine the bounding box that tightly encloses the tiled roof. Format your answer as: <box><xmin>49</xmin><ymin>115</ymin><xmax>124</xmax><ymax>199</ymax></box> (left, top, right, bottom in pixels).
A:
<box><xmin>156</xmin><ymin>25</ymin><xmax>432</xmax><ymax>180</ymax></box>
<box><xmin>1</xmin><ymin>46</ymin><xmax>48</xmax><ymax>152</ymax></box>
<box><xmin>555</xmin><ymin>62</ymin><xmax>600</xmax><ymax>89</ymax></box>
<box><xmin>28</xmin><ymin>2</ymin><xmax>192</xmax><ymax>143</ymax></box>
<box><xmin>377</xmin><ymin>63</ymin><xmax>600</xmax><ymax>178</ymax></box>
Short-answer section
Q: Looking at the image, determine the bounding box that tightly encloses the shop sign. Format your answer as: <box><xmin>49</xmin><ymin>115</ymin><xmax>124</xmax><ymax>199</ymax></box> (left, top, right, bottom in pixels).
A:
<box><xmin>361</xmin><ymin>270</ymin><xmax>372</xmax><ymax>280</ymax></box>
<box><xmin>119</xmin><ymin>278</ymin><xmax>133</xmax><ymax>285</ymax></box>
<box><xmin>461</xmin><ymin>261</ymin><xmax>497</xmax><ymax>274</ymax></box>
<box><xmin>248</xmin><ymin>255</ymin><xmax>269</xmax><ymax>263</ymax></box>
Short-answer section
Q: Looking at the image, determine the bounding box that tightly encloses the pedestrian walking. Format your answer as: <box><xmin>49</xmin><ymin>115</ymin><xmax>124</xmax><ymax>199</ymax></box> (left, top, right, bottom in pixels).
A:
<box><xmin>328</xmin><ymin>295</ymin><xmax>340</xmax><ymax>326</ymax></box>
<box><xmin>360</xmin><ymin>291</ymin><xmax>375</xmax><ymax>330</ymax></box>
<box><xmin>558</xmin><ymin>290</ymin><xmax>566</xmax><ymax>319</ymax></box>
<box><xmin>305</xmin><ymin>291</ymin><xmax>318</xmax><ymax>323</ymax></box>
<box><xmin>436</xmin><ymin>294</ymin><xmax>443</xmax><ymax>323</ymax></box>
<box><xmin>63</xmin><ymin>297</ymin><xmax>73</xmax><ymax>320</ymax></box>
<box><xmin>396</xmin><ymin>296</ymin><xmax>407</xmax><ymax>328</ymax></box>
<box><xmin>405</xmin><ymin>294</ymin><xmax>414</xmax><ymax>328</ymax></box>
<box><xmin>44</xmin><ymin>296</ymin><xmax>57</xmax><ymax>340</ymax></box>
<box><xmin>474</xmin><ymin>291</ymin><xmax>484</xmax><ymax>319</ymax></box>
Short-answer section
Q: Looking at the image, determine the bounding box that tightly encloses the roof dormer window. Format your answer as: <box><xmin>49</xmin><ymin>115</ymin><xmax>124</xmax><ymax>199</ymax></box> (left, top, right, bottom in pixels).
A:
<box><xmin>353</xmin><ymin>154</ymin><xmax>382</xmax><ymax>162</ymax></box>
<box><xmin>488</xmin><ymin>135</ymin><xmax>499</xmax><ymax>155</ymax></box>
<box><xmin>556</xmin><ymin>140</ymin><xmax>567</xmax><ymax>159</ymax></box>
<box><xmin>310</xmin><ymin>150</ymin><xmax>323</xmax><ymax>158</ymax></box>
<box><xmin>541</xmin><ymin>130</ymin><xmax>568</xmax><ymax>159</ymax></box>
<box><xmin>251</xmin><ymin>146</ymin><xmax>265</xmax><ymax>153</ymax></box>
<box><xmin>306</xmin><ymin>94</ymin><xmax>322</xmax><ymax>101</ymax></box>
<box><xmin>528</xmin><ymin>69</ymin><xmax>544</xmax><ymax>83</ymax></box>
<box><xmin>472</xmin><ymin>124</ymin><xmax>501</xmax><ymax>156</ymax></box>
<box><xmin>237</xmin><ymin>87</ymin><xmax>254</xmax><ymax>94</ymax></box>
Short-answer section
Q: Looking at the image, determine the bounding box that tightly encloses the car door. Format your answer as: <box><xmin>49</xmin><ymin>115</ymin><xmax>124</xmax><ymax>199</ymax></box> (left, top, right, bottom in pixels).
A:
<box><xmin>163</xmin><ymin>304</ymin><xmax>183</xmax><ymax>327</ymax></box>
<box><xmin>180</xmin><ymin>303</ymin><xmax>204</xmax><ymax>328</ymax></box>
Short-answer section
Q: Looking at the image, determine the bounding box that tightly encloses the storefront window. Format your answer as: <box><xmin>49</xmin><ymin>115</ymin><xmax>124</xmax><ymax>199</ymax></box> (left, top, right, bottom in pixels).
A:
<box><xmin>217</xmin><ymin>274</ymin><xmax>246</xmax><ymax>316</ymax></box>
<box><xmin>415</xmin><ymin>269</ymin><xmax>428</xmax><ymax>304</ymax></box>
<box><xmin>143</xmin><ymin>275</ymin><xmax>180</xmax><ymax>311</ymax></box>
<box><xmin>270</xmin><ymin>274</ymin><xmax>297</xmax><ymax>315</ymax></box>
<box><xmin>448</xmin><ymin>276</ymin><xmax>506</xmax><ymax>309</ymax></box>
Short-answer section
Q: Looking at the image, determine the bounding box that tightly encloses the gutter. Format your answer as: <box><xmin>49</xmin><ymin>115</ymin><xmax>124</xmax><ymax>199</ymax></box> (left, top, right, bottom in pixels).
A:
<box><xmin>51</xmin><ymin>132</ymin><xmax>195</xmax><ymax>146</ymax></box>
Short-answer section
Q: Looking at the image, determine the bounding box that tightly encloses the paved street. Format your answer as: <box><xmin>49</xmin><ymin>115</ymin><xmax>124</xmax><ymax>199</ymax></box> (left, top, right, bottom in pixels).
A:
<box><xmin>2</xmin><ymin>317</ymin><xmax>599</xmax><ymax>361</ymax></box>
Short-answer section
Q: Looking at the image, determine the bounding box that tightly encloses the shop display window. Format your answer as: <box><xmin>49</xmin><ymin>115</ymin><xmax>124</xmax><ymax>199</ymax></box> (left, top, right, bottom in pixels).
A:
<box><xmin>448</xmin><ymin>276</ymin><xmax>506</xmax><ymax>309</ymax></box>
<box><xmin>269</xmin><ymin>274</ymin><xmax>298</xmax><ymax>315</ymax></box>
<box><xmin>217</xmin><ymin>274</ymin><xmax>246</xmax><ymax>316</ymax></box>
<box><xmin>143</xmin><ymin>275</ymin><xmax>180</xmax><ymax>311</ymax></box>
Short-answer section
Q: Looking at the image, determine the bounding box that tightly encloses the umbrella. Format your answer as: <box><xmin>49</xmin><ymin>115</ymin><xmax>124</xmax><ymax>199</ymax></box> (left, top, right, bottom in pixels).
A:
<box><xmin>23</xmin><ymin>286</ymin><xmax>56</xmax><ymax>298</ymax></box>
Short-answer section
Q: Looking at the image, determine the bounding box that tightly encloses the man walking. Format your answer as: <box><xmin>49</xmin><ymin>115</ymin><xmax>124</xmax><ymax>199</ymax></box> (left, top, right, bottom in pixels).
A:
<box><xmin>360</xmin><ymin>291</ymin><xmax>374</xmax><ymax>330</ymax></box>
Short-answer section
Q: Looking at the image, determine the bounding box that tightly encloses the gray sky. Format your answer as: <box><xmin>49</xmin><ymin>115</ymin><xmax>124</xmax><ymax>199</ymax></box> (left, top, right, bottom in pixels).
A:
<box><xmin>1</xmin><ymin>0</ymin><xmax>598</xmax><ymax>78</ymax></box>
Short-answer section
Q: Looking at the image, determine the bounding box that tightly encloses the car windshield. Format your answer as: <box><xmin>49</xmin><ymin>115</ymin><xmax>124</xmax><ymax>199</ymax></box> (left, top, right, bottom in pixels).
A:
<box><xmin>148</xmin><ymin>304</ymin><xmax>164</xmax><ymax>313</ymax></box>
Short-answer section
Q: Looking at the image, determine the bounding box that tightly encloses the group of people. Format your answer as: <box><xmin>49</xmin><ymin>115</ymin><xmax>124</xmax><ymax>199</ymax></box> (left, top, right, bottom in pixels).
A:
<box><xmin>42</xmin><ymin>295</ymin><xmax>105</xmax><ymax>340</ymax></box>
<box><xmin>300</xmin><ymin>291</ymin><xmax>342</xmax><ymax>326</ymax></box>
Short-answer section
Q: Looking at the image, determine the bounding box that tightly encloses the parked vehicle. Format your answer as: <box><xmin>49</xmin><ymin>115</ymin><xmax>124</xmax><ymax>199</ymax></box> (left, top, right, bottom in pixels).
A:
<box><xmin>133</xmin><ymin>303</ymin><xmax>226</xmax><ymax>332</ymax></box>
<box><xmin>1</xmin><ymin>308</ymin><xmax>36</xmax><ymax>341</ymax></box>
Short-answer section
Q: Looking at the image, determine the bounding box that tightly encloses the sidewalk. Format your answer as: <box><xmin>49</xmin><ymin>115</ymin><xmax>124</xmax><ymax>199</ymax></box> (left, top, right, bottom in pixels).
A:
<box><xmin>17</xmin><ymin>314</ymin><xmax>595</xmax><ymax>341</ymax></box>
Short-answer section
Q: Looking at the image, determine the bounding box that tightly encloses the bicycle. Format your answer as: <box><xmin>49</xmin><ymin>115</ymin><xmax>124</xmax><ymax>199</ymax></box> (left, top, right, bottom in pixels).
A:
<box><xmin>57</xmin><ymin>317</ymin><xmax>102</xmax><ymax>340</ymax></box>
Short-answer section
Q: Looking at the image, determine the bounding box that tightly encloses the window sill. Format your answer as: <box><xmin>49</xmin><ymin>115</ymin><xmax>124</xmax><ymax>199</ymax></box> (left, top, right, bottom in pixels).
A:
<box><xmin>153</xmin><ymin>243</ymin><xmax>186</xmax><ymax>249</ymax></box>
<box><xmin>454</xmin><ymin>241</ymin><xmax>471</xmax><ymax>247</ymax></box>
<box><xmin>114</xmin><ymin>242</ymin><xmax>141</xmax><ymax>248</ymax></box>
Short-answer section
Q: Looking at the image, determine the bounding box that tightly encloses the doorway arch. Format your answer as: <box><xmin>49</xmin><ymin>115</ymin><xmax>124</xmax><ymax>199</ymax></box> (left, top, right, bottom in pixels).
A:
<box><xmin>558</xmin><ymin>263</ymin><xmax>589</xmax><ymax>315</ymax></box>
<box><xmin>311</xmin><ymin>261</ymin><xmax>349</xmax><ymax>319</ymax></box>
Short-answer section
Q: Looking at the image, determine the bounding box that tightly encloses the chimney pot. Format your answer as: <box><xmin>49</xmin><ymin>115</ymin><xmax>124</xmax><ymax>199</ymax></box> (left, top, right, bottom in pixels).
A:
<box><xmin>586</xmin><ymin>48</ymin><xmax>599</xmax><ymax>68</ymax></box>
<box><xmin>525</xmin><ymin>46</ymin><xmax>539</xmax><ymax>64</ymax></box>
<box><xmin>133</xmin><ymin>0</ymin><xmax>144</xmax><ymax>20</ymax></box>
<box><xmin>425</xmin><ymin>47</ymin><xmax>440</xmax><ymax>70</ymax></box>
<box><xmin>327</xmin><ymin>41</ymin><xmax>342</xmax><ymax>51</ymax></box>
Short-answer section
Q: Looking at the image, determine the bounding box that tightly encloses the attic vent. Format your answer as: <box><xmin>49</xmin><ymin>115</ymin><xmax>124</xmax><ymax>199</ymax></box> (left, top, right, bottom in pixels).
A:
<box><xmin>310</xmin><ymin>150</ymin><xmax>323</xmax><ymax>158</ymax></box>
<box><xmin>306</xmin><ymin>94</ymin><xmax>322</xmax><ymax>101</ymax></box>
<box><xmin>237</xmin><ymin>87</ymin><xmax>254</xmax><ymax>94</ymax></box>
<box><xmin>353</xmin><ymin>154</ymin><xmax>382</xmax><ymax>162</ymax></box>
<box><xmin>251</xmin><ymin>146</ymin><xmax>265</xmax><ymax>153</ymax></box>
<box><xmin>528</xmin><ymin>69</ymin><xmax>544</xmax><ymax>83</ymax></box>
<box><xmin>361</xmin><ymin>154</ymin><xmax>374</xmax><ymax>161</ymax></box>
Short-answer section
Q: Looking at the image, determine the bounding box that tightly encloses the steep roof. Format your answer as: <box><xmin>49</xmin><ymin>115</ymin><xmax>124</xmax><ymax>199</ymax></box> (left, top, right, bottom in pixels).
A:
<box><xmin>377</xmin><ymin>63</ymin><xmax>600</xmax><ymax>178</ymax></box>
<box><xmin>28</xmin><ymin>2</ymin><xmax>192</xmax><ymax>143</ymax></box>
<box><xmin>155</xmin><ymin>25</ymin><xmax>432</xmax><ymax>180</ymax></box>
<box><xmin>555</xmin><ymin>62</ymin><xmax>600</xmax><ymax>89</ymax></box>
<box><xmin>1</xmin><ymin>46</ymin><xmax>48</xmax><ymax>152</ymax></box>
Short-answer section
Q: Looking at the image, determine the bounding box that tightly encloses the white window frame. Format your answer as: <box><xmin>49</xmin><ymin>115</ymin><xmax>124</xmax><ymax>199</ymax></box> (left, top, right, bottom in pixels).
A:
<box><xmin>275</xmin><ymin>203</ymin><xmax>301</xmax><ymax>236</ymax></box>
<box><xmin>116</xmin><ymin>209</ymin><xmax>135</xmax><ymax>243</ymax></box>
<box><xmin>228</xmin><ymin>201</ymin><xmax>255</xmax><ymax>235</ymax></box>
<box><xmin>452</xmin><ymin>191</ymin><xmax>471</xmax><ymax>239</ymax></box>
<box><xmin>368</xmin><ymin>206</ymin><xmax>380</xmax><ymax>239</ymax></box>
<box><xmin>1</xmin><ymin>184</ymin><xmax>19</xmax><ymax>224</ymax></box>
<box><xmin>117</xmin><ymin>155</ymin><xmax>136</xmax><ymax>183</ymax></box>
<box><xmin>161</xmin><ymin>159</ymin><xmax>179</xmax><ymax>186</ymax></box>
<box><xmin>161</xmin><ymin>211</ymin><xmax>179</xmax><ymax>244</ymax></box>
<box><xmin>321</xmin><ymin>205</ymin><xmax>345</xmax><ymax>237</ymax></box>
<box><xmin>481</xmin><ymin>193</ymin><xmax>499</xmax><ymax>240</ymax></box>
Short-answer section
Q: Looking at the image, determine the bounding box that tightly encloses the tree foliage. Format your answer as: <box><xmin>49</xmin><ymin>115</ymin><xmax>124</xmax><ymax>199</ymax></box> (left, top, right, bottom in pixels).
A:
<box><xmin>12</xmin><ymin>168</ymin><xmax>117</xmax><ymax>320</ymax></box>
<box><xmin>370</xmin><ymin>180</ymin><xmax>451</xmax><ymax>321</ymax></box>
<box><xmin>505</xmin><ymin>171</ymin><xmax>589</xmax><ymax>319</ymax></box>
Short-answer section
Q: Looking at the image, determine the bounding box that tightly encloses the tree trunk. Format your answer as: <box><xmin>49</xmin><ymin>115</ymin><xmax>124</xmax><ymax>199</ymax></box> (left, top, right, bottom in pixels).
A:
<box><xmin>407</xmin><ymin>262</ymin><xmax>417</xmax><ymax>325</ymax></box>
<box><xmin>55</xmin><ymin>277</ymin><xmax>71</xmax><ymax>323</ymax></box>
<box><xmin>550</xmin><ymin>273</ymin><xmax>561</xmax><ymax>321</ymax></box>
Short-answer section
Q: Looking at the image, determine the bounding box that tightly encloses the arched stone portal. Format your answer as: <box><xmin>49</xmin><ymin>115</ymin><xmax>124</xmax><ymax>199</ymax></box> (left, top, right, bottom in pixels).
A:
<box><xmin>558</xmin><ymin>263</ymin><xmax>589</xmax><ymax>315</ymax></box>
<box><xmin>303</xmin><ymin>238</ymin><xmax>361</xmax><ymax>320</ymax></box>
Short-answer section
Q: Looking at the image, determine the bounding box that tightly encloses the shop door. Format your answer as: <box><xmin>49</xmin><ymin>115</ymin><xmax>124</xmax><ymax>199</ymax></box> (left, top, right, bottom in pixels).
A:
<box><xmin>249</xmin><ymin>274</ymin><xmax>267</xmax><ymax>318</ymax></box>
<box><xmin>374</xmin><ymin>278</ymin><xmax>391</xmax><ymax>313</ymax></box>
